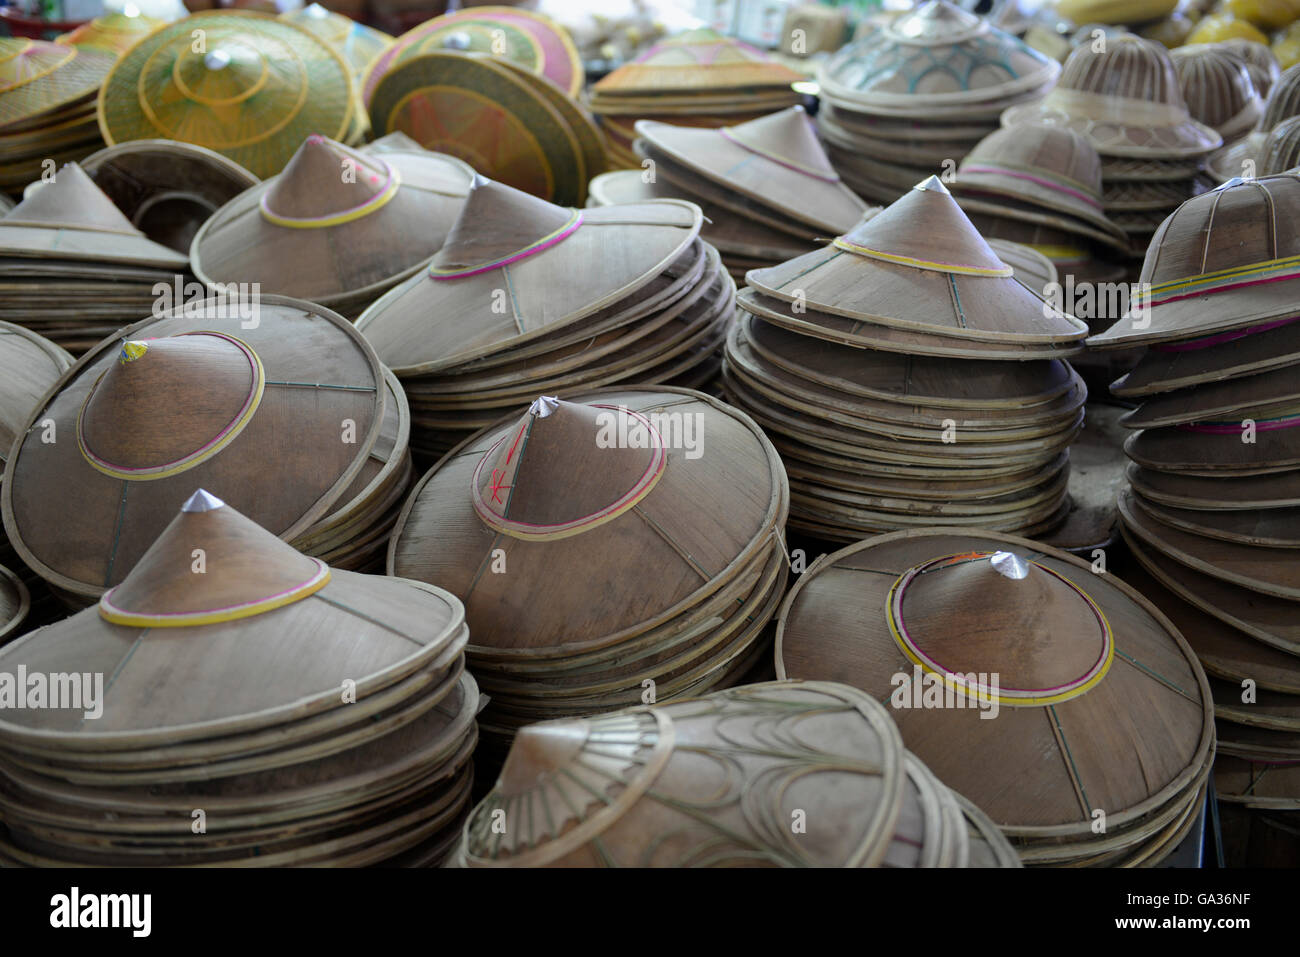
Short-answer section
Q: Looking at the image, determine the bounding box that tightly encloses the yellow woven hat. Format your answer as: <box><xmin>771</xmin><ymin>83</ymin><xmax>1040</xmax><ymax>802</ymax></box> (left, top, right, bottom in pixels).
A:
<box><xmin>56</xmin><ymin>12</ymin><xmax>164</xmax><ymax>57</ymax></box>
<box><xmin>96</xmin><ymin>10</ymin><xmax>354</xmax><ymax>179</ymax></box>
<box><xmin>0</xmin><ymin>37</ymin><xmax>115</xmax><ymax>133</ymax></box>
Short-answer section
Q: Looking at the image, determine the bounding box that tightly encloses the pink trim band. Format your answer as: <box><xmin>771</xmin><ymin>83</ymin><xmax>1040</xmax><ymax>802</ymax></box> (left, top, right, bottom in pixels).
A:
<box><xmin>1152</xmin><ymin>316</ymin><xmax>1300</xmax><ymax>352</ymax></box>
<box><xmin>960</xmin><ymin>164</ymin><xmax>1103</xmax><ymax>209</ymax></box>
<box><xmin>429</xmin><ymin>210</ymin><xmax>583</xmax><ymax>280</ymax></box>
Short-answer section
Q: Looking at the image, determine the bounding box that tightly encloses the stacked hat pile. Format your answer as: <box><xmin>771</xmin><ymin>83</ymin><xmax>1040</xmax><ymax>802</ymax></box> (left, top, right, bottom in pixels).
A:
<box><xmin>56</xmin><ymin>11</ymin><xmax>163</xmax><ymax>57</ymax></box>
<box><xmin>0</xmin><ymin>163</ymin><xmax>190</xmax><ymax>354</ymax></box>
<box><xmin>81</xmin><ymin>140</ymin><xmax>258</xmax><ymax>253</ymax></box>
<box><xmin>453</xmin><ymin>681</ymin><xmax>1020</xmax><ymax>868</ymax></box>
<box><xmin>191</xmin><ymin>134</ymin><xmax>474</xmax><ymax>319</ymax></box>
<box><xmin>1004</xmin><ymin>36</ymin><xmax>1222</xmax><ymax>259</ymax></box>
<box><xmin>0</xmin><ymin>37</ymin><xmax>116</xmax><ymax>196</ymax></box>
<box><xmin>1172</xmin><ymin>43</ymin><xmax>1264</xmax><ymax>146</ymax></box>
<box><xmin>0</xmin><ymin>492</ymin><xmax>478</xmax><ymax>867</ymax></box>
<box><xmin>97</xmin><ymin>11</ymin><xmax>361</xmax><ymax>179</ymax></box>
<box><xmin>1259</xmin><ymin>114</ymin><xmax>1300</xmax><ymax>173</ymax></box>
<box><xmin>2</xmin><ymin>295</ymin><xmax>410</xmax><ymax>608</ymax></box>
<box><xmin>950</xmin><ymin>122</ymin><xmax>1131</xmax><ymax>294</ymax></box>
<box><xmin>776</xmin><ymin>530</ymin><xmax>1215</xmax><ymax>866</ymax></box>
<box><xmin>357</xmin><ymin>178</ymin><xmax>735</xmax><ymax>462</ymax></box>
<box><xmin>362</xmin><ymin>8</ymin><xmax>599</xmax><ymax>206</ymax></box>
<box><xmin>1221</xmin><ymin>38</ymin><xmax>1281</xmax><ymax>98</ymax></box>
<box><xmin>1209</xmin><ymin>62</ymin><xmax>1300</xmax><ymax>182</ymax></box>
<box><xmin>1089</xmin><ymin>173</ymin><xmax>1300</xmax><ymax>817</ymax></box>
<box><xmin>585</xmin><ymin>106</ymin><xmax>871</xmax><ymax>283</ymax></box>
<box><xmin>0</xmin><ymin>562</ymin><xmax>25</xmax><ymax>647</ymax></box>
<box><xmin>387</xmin><ymin>388</ymin><xmax>789</xmax><ymax>763</ymax></box>
<box><xmin>720</xmin><ymin>176</ymin><xmax>1089</xmax><ymax>545</ymax></box>
<box><xmin>589</xmin><ymin>28</ymin><xmax>803</xmax><ymax>170</ymax></box>
<box><xmin>817</xmin><ymin>2</ymin><xmax>1060</xmax><ymax>206</ymax></box>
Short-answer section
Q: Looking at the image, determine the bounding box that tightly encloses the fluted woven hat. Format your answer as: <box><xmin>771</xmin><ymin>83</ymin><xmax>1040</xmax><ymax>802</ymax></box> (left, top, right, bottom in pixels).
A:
<box><xmin>1172</xmin><ymin>44</ymin><xmax>1263</xmax><ymax>144</ymax></box>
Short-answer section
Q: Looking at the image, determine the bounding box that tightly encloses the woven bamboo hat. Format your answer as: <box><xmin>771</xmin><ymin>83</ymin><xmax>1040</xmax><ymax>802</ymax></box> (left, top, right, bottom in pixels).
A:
<box><xmin>364</xmin><ymin>5</ymin><xmax>580</xmax><ymax>103</ymax></box>
<box><xmin>0</xmin><ymin>322</ymin><xmax>72</xmax><ymax>468</ymax></box>
<box><xmin>1090</xmin><ymin>173</ymin><xmax>1300</xmax><ymax>348</ymax></box>
<box><xmin>1172</xmin><ymin>44</ymin><xmax>1264</xmax><ymax>144</ymax></box>
<box><xmin>1261</xmin><ymin>115</ymin><xmax>1300</xmax><ymax>174</ymax></box>
<box><xmin>96</xmin><ymin>11</ymin><xmax>354</xmax><ymax>179</ymax></box>
<box><xmin>0</xmin><ymin>37</ymin><xmax>114</xmax><ymax>132</ymax></box>
<box><xmin>0</xmin><ymin>162</ymin><xmax>187</xmax><ymax>269</ymax></box>
<box><xmin>952</xmin><ymin>123</ymin><xmax>1128</xmax><ymax>247</ymax></box>
<box><xmin>191</xmin><ymin>135</ymin><xmax>473</xmax><ymax>317</ymax></box>
<box><xmin>454</xmin><ymin>680</ymin><xmax>1013</xmax><ymax>868</ymax></box>
<box><xmin>1221</xmin><ymin>38</ymin><xmax>1281</xmax><ymax>97</ymax></box>
<box><xmin>633</xmin><ymin>107</ymin><xmax>868</xmax><ymax>234</ymax></box>
<box><xmin>0</xmin><ymin>563</ymin><xmax>26</xmax><ymax>645</ymax></box>
<box><xmin>55</xmin><ymin>12</ymin><xmax>163</xmax><ymax>57</ymax></box>
<box><xmin>1002</xmin><ymin>36</ymin><xmax>1223</xmax><ymax>159</ymax></box>
<box><xmin>80</xmin><ymin>139</ymin><xmax>258</xmax><ymax>253</ymax></box>
<box><xmin>1208</xmin><ymin>62</ymin><xmax>1300</xmax><ymax>181</ymax></box>
<box><xmin>357</xmin><ymin>177</ymin><xmax>702</xmax><ymax>374</ymax></box>
<box><xmin>775</xmin><ymin>529</ymin><xmax>1214</xmax><ymax>864</ymax></box>
<box><xmin>820</xmin><ymin>1</ymin><xmax>1058</xmax><ymax>112</ymax></box>
<box><xmin>592</xmin><ymin>28</ymin><xmax>801</xmax><ymax>100</ymax></box>
<box><xmin>746</xmin><ymin>177</ymin><xmax>1088</xmax><ymax>350</ymax></box>
<box><xmin>279</xmin><ymin>4</ymin><xmax>392</xmax><ymax>78</ymax></box>
<box><xmin>2</xmin><ymin>296</ymin><xmax>385</xmax><ymax>601</ymax></box>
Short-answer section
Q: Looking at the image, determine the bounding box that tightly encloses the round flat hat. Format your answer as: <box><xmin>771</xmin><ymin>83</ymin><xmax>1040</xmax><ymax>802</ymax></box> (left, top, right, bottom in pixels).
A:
<box><xmin>192</xmin><ymin>135</ymin><xmax>473</xmax><ymax>313</ymax></box>
<box><xmin>96</xmin><ymin>11</ymin><xmax>355</xmax><ymax>179</ymax></box>
<box><xmin>0</xmin><ymin>162</ymin><xmax>188</xmax><ymax>269</ymax></box>
<box><xmin>1124</xmin><ymin>409</ymin><xmax>1300</xmax><ymax>474</ymax></box>
<box><xmin>0</xmin><ymin>37</ymin><xmax>115</xmax><ymax>133</ymax></box>
<box><xmin>279</xmin><ymin>4</ymin><xmax>392</xmax><ymax>78</ymax></box>
<box><xmin>1002</xmin><ymin>36</ymin><xmax>1222</xmax><ymax>159</ymax></box>
<box><xmin>0</xmin><ymin>322</ymin><xmax>72</xmax><ymax>468</ymax></box>
<box><xmin>1172</xmin><ymin>44</ymin><xmax>1263</xmax><ymax>144</ymax></box>
<box><xmin>745</xmin><ymin>177</ymin><xmax>1088</xmax><ymax>349</ymax></box>
<box><xmin>819</xmin><ymin>1</ymin><xmax>1058</xmax><ymax>111</ymax></box>
<box><xmin>55</xmin><ymin>12</ymin><xmax>163</xmax><ymax>57</ymax></box>
<box><xmin>80</xmin><ymin>139</ymin><xmax>258</xmax><ymax>253</ymax></box>
<box><xmin>1090</xmin><ymin>173</ymin><xmax>1300</xmax><ymax>348</ymax></box>
<box><xmin>356</xmin><ymin>178</ymin><xmax>702</xmax><ymax>375</ymax></box>
<box><xmin>776</xmin><ymin>529</ymin><xmax>1214</xmax><ymax>844</ymax></box>
<box><xmin>2</xmin><ymin>296</ymin><xmax>384</xmax><ymax>600</ymax></box>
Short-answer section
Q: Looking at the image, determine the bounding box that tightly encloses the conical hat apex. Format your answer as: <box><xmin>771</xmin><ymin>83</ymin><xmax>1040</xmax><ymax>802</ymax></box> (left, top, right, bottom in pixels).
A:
<box><xmin>429</xmin><ymin>177</ymin><xmax>579</xmax><ymax>277</ymax></box>
<box><xmin>5</xmin><ymin>163</ymin><xmax>138</xmax><ymax>235</ymax></box>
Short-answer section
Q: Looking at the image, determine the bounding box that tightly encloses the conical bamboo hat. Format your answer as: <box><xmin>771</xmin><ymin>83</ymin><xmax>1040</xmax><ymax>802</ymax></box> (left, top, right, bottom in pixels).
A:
<box><xmin>0</xmin><ymin>37</ymin><xmax>115</xmax><ymax>132</ymax></box>
<box><xmin>1113</xmin><ymin>317</ymin><xmax>1300</xmax><ymax>398</ymax></box>
<box><xmin>96</xmin><ymin>11</ymin><xmax>354</xmax><ymax>179</ymax></box>
<box><xmin>953</xmin><ymin>123</ymin><xmax>1128</xmax><ymax>243</ymax></box>
<box><xmin>0</xmin><ymin>562</ymin><xmax>28</xmax><ymax>645</ymax></box>
<box><xmin>1002</xmin><ymin>36</ymin><xmax>1222</xmax><ymax>158</ymax></box>
<box><xmin>388</xmin><ymin>389</ymin><xmax>785</xmax><ymax>659</ymax></box>
<box><xmin>278</xmin><ymin>4</ymin><xmax>392</xmax><ymax>78</ymax></box>
<box><xmin>820</xmin><ymin>1</ymin><xmax>1058</xmax><ymax>110</ymax></box>
<box><xmin>80</xmin><ymin>139</ymin><xmax>259</xmax><ymax>253</ymax></box>
<box><xmin>775</xmin><ymin>529</ymin><xmax>1214</xmax><ymax>840</ymax></box>
<box><xmin>1172</xmin><ymin>44</ymin><xmax>1262</xmax><ymax>144</ymax></box>
<box><xmin>1124</xmin><ymin>410</ymin><xmax>1300</xmax><ymax>474</ymax></box>
<box><xmin>191</xmin><ymin>135</ymin><xmax>473</xmax><ymax>310</ymax></box>
<box><xmin>2</xmin><ymin>296</ymin><xmax>384</xmax><ymax>599</ymax></box>
<box><xmin>1090</xmin><ymin>173</ymin><xmax>1300</xmax><ymax>348</ymax></box>
<box><xmin>56</xmin><ymin>12</ymin><xmax>164</xmax><ymax>57</ymax></box>
<box><xmin>356</xmin><ymin>179</ymin><xmax>702</xmax><ymax>374</ymax></box>
<box><xmin>591</xmin><ymin>28</ymin><xmax>802</xmax><ymax>97</ymax></box>
<box><xmin>635</xmin><ymin>107</ymin><xmax>868</xmax><ymax>233</ymax></box>
<box><xmin>746</xmin><ymin>178</ymin><xmax>1088</xmax><ymax>348</ymax></box>
<box><xmin>0</xmin><ymin>490</ymin><xmax>465</xmax><ymax>748</ymax></box>
<box><xmin>455</xmin><ymin>681</ymin><xmax>905</xmax><ymax>868</ymax></box>
<box><xmin>0</xmin><ymin>322</ymin><xmax>72</xmax><ymax>468</ymax></box>
<box><xmin>0</xmin><ymin>162</ymin><xmax>188</xmax><ymax>269</ymax></box>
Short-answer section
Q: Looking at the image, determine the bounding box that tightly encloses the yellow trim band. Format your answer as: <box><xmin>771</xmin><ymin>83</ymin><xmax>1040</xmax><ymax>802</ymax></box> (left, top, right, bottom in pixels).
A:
<box><xmin>100</xmin><ymin>562</ymin><xmax>331</xmax><ymax>627</ymax></box>
<box><xmin>833</xmin><ymin>237</ymin><xmax>1014</xmax><ymax>277</ymax></box>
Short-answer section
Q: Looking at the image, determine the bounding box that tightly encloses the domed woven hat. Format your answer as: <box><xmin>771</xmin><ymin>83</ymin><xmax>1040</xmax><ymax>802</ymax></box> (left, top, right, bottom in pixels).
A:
<box><xmin>1172</xmin><ymin>44</ymin><xmax>1263</xmax><ymax>144</ymax></box>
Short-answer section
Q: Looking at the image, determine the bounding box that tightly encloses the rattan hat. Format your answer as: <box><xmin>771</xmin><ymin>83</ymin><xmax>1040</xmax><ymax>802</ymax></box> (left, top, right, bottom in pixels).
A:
<box><xmin>2</xmin><ymin>295</ymin><xmax>386</xmax><ymax>602</ymax></box>
<box><xmin>1221</xmin><ymin>38</ymin><xmax>1281</xmax><ymax>97</ymax></box>
<box><xmin>592</xmin><ymin>27</ymin><xmax>802</xmax><ymax>100</ymax></box>
<box><xmin>191</xmin><ymin>135</ymin><xmax>472</xmax><ymax>318</ymax></box>
<box><xmin>1002</xmin><ymin>36</ymin><xmax>1223</xmax><ymax>159</ymax></box>
<box><xmin>1090</xmin><ymin>173</ymin><xmax>1300</xmax><ymax>348</ymax></box>
<box><xmin>0</xmin><ymin>37</ymin><xmax>114</xmax><ymax>133</ymax></box>
<box><xmin>55</xmin><ymin>12</ymin><xmax>163</xmax><ymax>57</ymax></box>
<box><xmin>1208</xmin><ymin>62</ymin><xmax>1300</xmax><ymax>181</ymax></box>
<box><xmin>1260</xmin><ymin>115</ymin><xmax>1300</xmax><ymax>174</ymax></box>
<box><xmin>80</xmin><ymin>139</ymin><xmax>258</xmax><ymax>253</ymax></box>
<box><xmin>0</xmin><ymin>322</ymin><xmax>72</xmax><ymax>469</ymax></box>
<box><xmin>1172</xmin><ymin>44</ymin><xmax>1264</xmax><ymax>144</ymax></box>
<box><xmin>97</xmin><ymin>11</ymin><xmax>354</xmax><ymax>179</ymax></box>
<box><xmin>279</xmin><ymin>4</ymin><xmax>392</xmax><ymax>78</ymax></box>
<box><xmin>775</xmin><ymin>528</ymin><xmax>1214</xmax><ymax>865</ymax></box>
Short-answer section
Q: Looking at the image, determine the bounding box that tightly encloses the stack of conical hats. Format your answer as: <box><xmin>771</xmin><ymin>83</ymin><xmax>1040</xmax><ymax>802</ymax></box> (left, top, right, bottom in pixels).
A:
<box><xmin>0</xmin><ymin>491</ymin><xmax>478</xmax><ymax>867</ymax></box>
<box><xmin>1089</xmin><ymin>173</ymin><xmax>1300</xmax><ymax>815</ymax></box>
<box><xmin>280</xmin><ymin>4</ymin><xmax>393</xmax><ymax>81</ymax></box>
<box><xmin>0</xmin><ymin>561</ymin><xmax>25</xmax><ymax>647</ymax></box>
<box><xmin>387</xmin><ymin>388</ymin><xmax>789</xmax><ymax>762</ymax></box>
<box><xmin>1172</xmin><ymin>44</ymin><xmax>1264</xmax><ymax>147</ymax></box>
<box><xmin>1004</xmin><ymin>36</ymin><xmax>1222</xmax><ymax>258</ymax></box>
<box><xmin>1</xmin><ymin>295</ymin><xmax>408</xmax><ymax>607</ymax></box>
<box><xmin>453</xmin><ymin>680</ymin><xmax>1019</xmax><ymax>868</ymax></box>
<box><xmin>80</xmin><ymin>140</ymin><xmax>258</xmax><ymax>254</ymax></box>
<box><xmin>721</xmin><ymin>176</ymin><xmax>1089</xmax><ymax>545</ymax></box>
<box><xmin>776</xmin><ymin>530</ymin><xmax>1215</xmax><ymax>866</ymax></box>
<box><xmin>0</xmin><ymin>37</ymin><xmax>116</xmax><ymax>196</ymax></box>
<box><xmin>589</xmin><ymin>28</ymin><xmax>803</xmax><ymax>170</ymax></box>
<box><xmin>0</xmin><ymin>163</ymin><xmax>189</xmax><ymax>354</ymax></box>
<box><xmin>191</xmin><ymin>135</ymin><xmax>473</xmax><ymax>319</ymax></box>
<box><xmin>356</xmin><ymin>178</ymin><xmax>733</xmax><ymax>462</ymax></box>
<box><xmin>1209</xmin><ymin>62</ymin><xmax>1300</xmax><ymax>182</ymax></box>
<box><xmin>817</xmin><ymin>2</ymin><xmax>1060</xmax><ymax>205</ymax></box>
<box><xmin>56</xmin><ymin>11</ymin><xmax>163</xmax><ymax>57</ymax></box>
<box><xmin>951</xmin><ymin>122</ymin><xmax>1130</xmax><ymax>292</ymax></box>
<box><xmin>97</xmin><ymin>11</ymin><xmax>359</xmax><ymax>180</ymax></box>
<box><xmin>585</xmin><ymin>106</ymin><xmax>872</xmax><ymax>282</ymax></box>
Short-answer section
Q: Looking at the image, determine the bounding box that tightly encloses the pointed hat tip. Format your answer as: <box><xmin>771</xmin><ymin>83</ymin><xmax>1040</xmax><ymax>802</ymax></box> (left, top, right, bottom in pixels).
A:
<box><xmin>182</xmin><ymin>489</ymin><xmax>225</xmax><ymax>513</ymax></box>
<box><xmin>529</xmin><ymin>395</ymin><xmax>559</xmax><ymax>418</ymax></box>
<box><xmin>990</xmin><ymin>551</ymin><xmax>1029</xmax><ymax>580</ymax></box>
<box><xmin>914</xmin><ymin>175</ymin><xmax>950</xmax><ymax>195</ymax></box>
